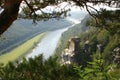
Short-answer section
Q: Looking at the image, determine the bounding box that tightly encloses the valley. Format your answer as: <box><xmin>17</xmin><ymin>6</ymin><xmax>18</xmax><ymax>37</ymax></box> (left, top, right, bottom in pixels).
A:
<box><xmin>0</xmin><ymin>1</ymin><xmax>119</xmax><ymax>79</ymax></box>
<box><xmin>0</xmin><ymin>32</ymin><xmax>46</xmax><ymax>65</ymax></box>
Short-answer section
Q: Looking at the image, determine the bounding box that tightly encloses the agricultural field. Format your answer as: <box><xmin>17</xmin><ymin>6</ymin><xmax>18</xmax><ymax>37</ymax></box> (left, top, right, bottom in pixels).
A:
<box><xmin>0</xmin><ymin>33</ymin><xmax>46</xmax><ymax>65</ymax></box>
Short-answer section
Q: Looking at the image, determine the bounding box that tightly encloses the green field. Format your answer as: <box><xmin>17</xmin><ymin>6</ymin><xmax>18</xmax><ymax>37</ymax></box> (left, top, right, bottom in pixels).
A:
<box><xmin>0</xmin><ymin>33</ymin><xmax>46</xmax><ymax>65</ymax></box>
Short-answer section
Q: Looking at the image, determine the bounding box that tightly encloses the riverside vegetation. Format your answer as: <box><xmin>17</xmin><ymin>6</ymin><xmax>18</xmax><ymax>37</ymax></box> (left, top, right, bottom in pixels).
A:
<box><xmin>0</xmin><ymin>33</ymin><xmax>46</xmax><ymax>66</ymax></box>
<box><xmin>0</xmin><ymin>19</ymin><xmax>71</xmax><ymax>54</ymax></box>
<box><xmin>0</xmin><ymin>10</ymin><xmax>120</xmax><ymax>80</ymax></box>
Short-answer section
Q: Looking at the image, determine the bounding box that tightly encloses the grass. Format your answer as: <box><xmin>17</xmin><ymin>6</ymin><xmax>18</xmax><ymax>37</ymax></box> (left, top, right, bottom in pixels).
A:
<box><xmin>0</xmin><ymin>32</ymin><xmax>47</xmax><ymax>66</ymax></box>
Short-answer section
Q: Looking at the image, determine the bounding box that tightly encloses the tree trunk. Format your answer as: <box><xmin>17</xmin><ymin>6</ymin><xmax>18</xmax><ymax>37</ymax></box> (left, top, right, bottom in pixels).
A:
<box><xmin>0</xmin><ymin>0</ymin><xmax>22</xmax><ymax>35</ymax></box>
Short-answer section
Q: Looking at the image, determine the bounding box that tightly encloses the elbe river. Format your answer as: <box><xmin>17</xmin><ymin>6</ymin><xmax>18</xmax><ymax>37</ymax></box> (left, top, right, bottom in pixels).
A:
<box><xmin>26</xmin><ymin>18</ymin><xmax>81</xmax><ymax>59</ymax></box>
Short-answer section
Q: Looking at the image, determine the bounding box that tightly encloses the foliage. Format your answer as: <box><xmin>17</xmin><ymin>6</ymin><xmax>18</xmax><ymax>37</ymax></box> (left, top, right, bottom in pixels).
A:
<box><xmin>0</xmin><ymin>55</ymin><xmax>79</xmax><ymax>80</ymax></box>
<box><xmin>96</xmin><ymin>29</ymin><xmax>109</xmax><ymax>45</ymax></box>
<box><xmin>0</xmin><ymin>0</ymin><xmax>119</xmax><ymax>34</ymax></box>
<box><xmin>54</xmin><ymin>11</ymin><xmax>120</xmax><ymax>79</ymax></box>
<box><xmin>87</xmin><ymin>9</ymin><xmax>120</xmax><ymax>34</ymax></box>
<box><xmin>0</xmin><ymin>54</ymin><xmax>119</xmax><ymax>80</ymax></box>
<box><xmin>109</xmin><ymin>68</ymin><xmax>120</xmax><ymax>79</ymax></box>
<box><xmin>54</xmin><ymin>14</ymin><xmax>90</xmax><ymax>60</ymax></box>
<box><xmin>74</xmin><ymin>60</ymin><xmax>110</xmax><ymax>80</ymax></box>
<box><xmin>103</xmin><ymin>34</ymin><xmax>120</xmax><ymax>64</ymax></box>
<box><xmin>0</xmin><ymin>1</ymin><xmax>120</xmax><ymax>79</ymax></box>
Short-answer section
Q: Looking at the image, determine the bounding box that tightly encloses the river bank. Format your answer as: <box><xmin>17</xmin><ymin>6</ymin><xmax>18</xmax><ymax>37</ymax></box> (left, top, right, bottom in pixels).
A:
<box><xmin>26</xmin><ymin>24</ymin><xmax>79</xmax><ymax>59</ymax></box>
<box><xmin>0</xmin><ymin>33</ymin><xmax>46</xmax><ymax>65</ymax></box>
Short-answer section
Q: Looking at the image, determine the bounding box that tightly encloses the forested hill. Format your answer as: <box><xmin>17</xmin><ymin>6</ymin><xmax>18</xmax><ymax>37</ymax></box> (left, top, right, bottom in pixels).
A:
<box><xmin>54</xmin><ymin>11</ymin><xmax>120</xmax><ymax>78</ymax></box>
<box><xmin>54</xmin><ymin>14</ymin><xmax>91</xmax><ymax>58</ymax></box>
<box><xmin>0</xmin><ymin>19</ymin><xmax>72</xmax><ymax>55</ymax></box>
<box><xmin>55</xmin><ymin>11</ymin><xmax>120</xmax><ymax>65</ymax></box>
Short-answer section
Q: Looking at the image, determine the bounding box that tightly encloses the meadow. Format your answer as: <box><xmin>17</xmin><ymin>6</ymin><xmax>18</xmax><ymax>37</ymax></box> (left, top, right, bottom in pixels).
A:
<box><xmin>0</xmin><ymin>33</ymin><xmax>46</xmax><ymax>65</ymax></box>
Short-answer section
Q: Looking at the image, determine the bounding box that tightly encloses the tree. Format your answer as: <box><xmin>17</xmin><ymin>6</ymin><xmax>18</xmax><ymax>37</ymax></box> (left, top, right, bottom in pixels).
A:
<box><xmin>87</xmin><ymin>9</ymin><xmax>120</xmax><ymax>34</ymax></box>
<box><xmin>0</xmin><ymin>0</ymin><xmax>22</xmax><ymax>35</ymax></box>
<box><xmin>0</xmin><ymin>0</ymin><xmax>119</xmax><ymax>35</ymax></box>
<box><xmin>0</xmin><ymin>54</ymin><xmax>79</xmax><ymax>80</ymax></box>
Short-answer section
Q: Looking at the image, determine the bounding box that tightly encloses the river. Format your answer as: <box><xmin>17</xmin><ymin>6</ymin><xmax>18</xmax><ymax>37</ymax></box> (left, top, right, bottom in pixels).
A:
<box><xmin>26</xmin><ymin>15</ymin><xmax>83</xmax><ymax>59</ymax></box>
<box><xmin>26</xmin><ymin>24</ymin><xmax>76</xmax><ymax>59</ymax></box>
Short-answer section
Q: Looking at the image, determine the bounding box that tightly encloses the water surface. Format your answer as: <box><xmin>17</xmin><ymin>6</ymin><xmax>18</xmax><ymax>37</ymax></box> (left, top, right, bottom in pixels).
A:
<box><xmin>26</xmin><ymin>26</ymin><xmax>72</xmax><ymax>59</ymax></box>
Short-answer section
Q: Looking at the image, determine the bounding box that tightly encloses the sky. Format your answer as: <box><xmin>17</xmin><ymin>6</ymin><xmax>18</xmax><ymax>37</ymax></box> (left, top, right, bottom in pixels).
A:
<box><xmin>1</xmin><ymin>1</ymin><xmax>119</xmax><ymax>17</ymax></box>
<box><xmin>19</xmin><ymin>1</ymin><xmax>120</xmax><ymax>16</ymax></box>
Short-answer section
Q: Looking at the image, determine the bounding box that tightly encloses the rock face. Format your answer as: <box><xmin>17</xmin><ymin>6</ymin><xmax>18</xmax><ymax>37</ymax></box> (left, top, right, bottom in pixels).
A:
<box><xmin>61</xmin><ymin>37</ymin><xmax>80</xmax><ymax>64</ymax></box>
<box><xmin>84</xmin><ymin>40</ymin><xmax>90</xmax><ymax>54</ymax></box>
<box><xmin>112</xmin><ymin>44</ymin><xmax>120</xmax><ymax>66</ymax></box>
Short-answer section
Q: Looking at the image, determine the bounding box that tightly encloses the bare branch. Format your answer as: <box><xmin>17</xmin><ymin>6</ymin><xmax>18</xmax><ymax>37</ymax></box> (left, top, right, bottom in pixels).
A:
<box><xmin>84</xmin><ymin>3</ymin><xmax>99</xmax><ymax>25</ymax></box>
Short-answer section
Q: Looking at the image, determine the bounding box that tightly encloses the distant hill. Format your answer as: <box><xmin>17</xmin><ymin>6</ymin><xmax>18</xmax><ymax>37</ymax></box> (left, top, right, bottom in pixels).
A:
<box><xmin>0</xmin><ymin>18</ymin><xmax>72</xmax><ymax>54</ymax></box>
<box><xmin>55</xmin><ymin>13</ymin><xmax>120</xmax><ymax>66</ymax></box>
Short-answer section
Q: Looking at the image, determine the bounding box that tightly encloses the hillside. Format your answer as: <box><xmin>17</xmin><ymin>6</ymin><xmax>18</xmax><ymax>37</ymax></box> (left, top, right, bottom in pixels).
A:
<box><xmin>54</xmin><ymin>12</ymin><xmax>120</xmax><ymax>79</ymax></box>
<box><xmin>0</xmin><ymin>19</ymin><xmax>72</xmax><ymax>55</ymax></box>
<box><xmin>54</xmin><ymin>14</ymin><xmax>91</xmax><ymax>59</ymax></box>
<box><xmin>0</xmin><ymin>11</ymin><xmax>120</xmax><ymax>80</ymax></box>
<box><xmin>55</xmin><ymin>11</ymin><xmax>120</xmax><ymax>65</ymax></box>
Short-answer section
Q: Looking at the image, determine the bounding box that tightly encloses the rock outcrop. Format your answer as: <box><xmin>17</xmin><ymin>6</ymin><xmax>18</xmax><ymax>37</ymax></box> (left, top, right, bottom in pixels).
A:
<box><xmin>112</xmin><ymin>45</ymin><xmax>120</xmax><ymax>66</ymax></box>
<box><xmin>61</xmin><ymin>37</ymin><xmax>80</xmax><ymax>64</ymax></box>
